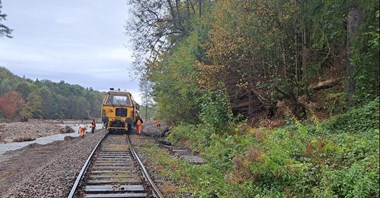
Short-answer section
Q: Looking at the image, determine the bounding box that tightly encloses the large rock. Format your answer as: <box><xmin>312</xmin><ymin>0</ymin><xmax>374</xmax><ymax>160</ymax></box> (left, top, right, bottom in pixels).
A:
<box><xmin>142</xmin><ymin>122</ymin><xmax>169</xmax><ymax>137</ymax></box>
<box><xmin>59</xmin><ymin>126</ymin><xmax>75</xmax><ymax>134</ymax></box>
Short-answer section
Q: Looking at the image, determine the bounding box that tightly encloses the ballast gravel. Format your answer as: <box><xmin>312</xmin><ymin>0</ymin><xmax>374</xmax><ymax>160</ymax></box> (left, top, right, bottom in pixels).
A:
<box><xmin>0</xmin><ymin>129</ymin><xmax>107</xmax><ymax>198</ymax></box>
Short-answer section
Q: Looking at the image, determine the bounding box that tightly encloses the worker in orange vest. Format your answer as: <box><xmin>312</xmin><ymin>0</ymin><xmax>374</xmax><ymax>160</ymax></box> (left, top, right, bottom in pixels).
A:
<box><xmin>79</xmin><ymin>123</ymin><xmax>86</xmax><ymax>137</ymax></box>
<box><xmin>155</xmin><ymin>120</ymin><xmax>161</xmax><ymax>129</ymax></box>
<box><xmin>90</xmin><ymin>119</ymin><xmax>96</xmax><ymax>133</ymax></box>
<box><xmin>134</xmin><ymin>116</ymin><xmax>143</xmax><ymax>135</ymax></box>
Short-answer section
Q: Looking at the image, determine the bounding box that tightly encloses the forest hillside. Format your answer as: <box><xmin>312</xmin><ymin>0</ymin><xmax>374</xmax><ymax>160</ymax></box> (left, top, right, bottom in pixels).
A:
<box><xmin>0</xmin><ymin>66</ymin><xmax>104</xmax><ymax>121</ymax></box>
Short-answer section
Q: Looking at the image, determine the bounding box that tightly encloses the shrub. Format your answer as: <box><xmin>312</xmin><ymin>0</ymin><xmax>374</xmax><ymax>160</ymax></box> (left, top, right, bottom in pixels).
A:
<box><xmin>328</xmin><ymin>162</ymin><xmax>379</xmax><ymax>198</ymax></box>
<box><xmin>166</xmin><ymin>99</ymin><xmax>379</xmax><ymax>197</ymax></box>
<box><xmin>321</xmin><ymin>97</ymin><xmax>379</xmax><ymax>133</ymax></box>
<box><xmin>199</xmin><ymin>87</ymin><xmax>233</xmax><ymax>133</ymax></box>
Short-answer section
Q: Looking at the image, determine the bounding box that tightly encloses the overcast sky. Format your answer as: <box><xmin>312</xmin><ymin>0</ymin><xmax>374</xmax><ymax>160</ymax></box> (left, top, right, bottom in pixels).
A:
<box><xmin>0</xmin><ymin>0</ymin><xmax>142</xmax><ymax>103</ymax></box>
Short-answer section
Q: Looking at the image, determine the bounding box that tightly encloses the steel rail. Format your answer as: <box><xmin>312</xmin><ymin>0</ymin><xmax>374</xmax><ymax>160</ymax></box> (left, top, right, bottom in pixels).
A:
<box><xmin>67</xmin><ymin>133</ymin><xmax>107</xmax><ymax>198</ymax></box>
<box><xmin>127</xmin><ymin>135</ymin><xmax>164</xmax><ymax>198</ymax></box>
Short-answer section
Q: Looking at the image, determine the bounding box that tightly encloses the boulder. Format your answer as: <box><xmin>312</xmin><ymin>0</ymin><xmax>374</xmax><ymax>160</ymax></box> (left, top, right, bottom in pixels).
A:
<box><xmin>59</xmin><ymin>126</ymin><xmax>75</xmax><ymax>134</ymax></box>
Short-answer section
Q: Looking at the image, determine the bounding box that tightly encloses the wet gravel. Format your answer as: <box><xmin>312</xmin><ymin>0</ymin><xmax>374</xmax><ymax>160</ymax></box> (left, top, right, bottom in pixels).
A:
<box><xmin>0</xmin><ymin>129</ymin><xmax>107</xmax><ymax>198</ymax></box>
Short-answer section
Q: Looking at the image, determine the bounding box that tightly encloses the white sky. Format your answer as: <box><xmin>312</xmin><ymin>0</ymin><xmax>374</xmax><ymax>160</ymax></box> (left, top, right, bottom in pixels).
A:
<box><xmin>0</xmin><ymin>0</ymin><xmax>143</xmax><ymax>103</ymax></box>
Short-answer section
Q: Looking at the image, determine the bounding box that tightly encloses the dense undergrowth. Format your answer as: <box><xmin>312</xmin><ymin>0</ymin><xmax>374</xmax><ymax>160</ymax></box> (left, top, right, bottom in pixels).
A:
<box><xmin>167</xmin><ymin>98</ymin><xmax>379</xmax><ymax>197</ymax></box>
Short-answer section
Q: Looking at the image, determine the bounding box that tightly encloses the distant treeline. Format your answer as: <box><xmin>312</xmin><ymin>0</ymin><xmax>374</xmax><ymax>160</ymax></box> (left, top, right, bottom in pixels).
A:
<box><xmin>0</xmin><ymin>67</ymin><xmax>104</xmax><ymax>122</ymax></box>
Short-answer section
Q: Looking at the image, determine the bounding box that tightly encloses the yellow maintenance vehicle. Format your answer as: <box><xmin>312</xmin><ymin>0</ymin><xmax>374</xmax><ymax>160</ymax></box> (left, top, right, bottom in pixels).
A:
<box><xmin>101</xmin><ymin>88</ymin><xmax>139</xmax><ymax>132</ymax></box>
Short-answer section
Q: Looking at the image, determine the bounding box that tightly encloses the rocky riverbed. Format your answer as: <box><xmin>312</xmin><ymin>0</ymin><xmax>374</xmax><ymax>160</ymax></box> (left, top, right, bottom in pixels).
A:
<box><xmin>0</xmin><ymin>119</ymin><xmax>93</xmax><ymax>143</ymax></box>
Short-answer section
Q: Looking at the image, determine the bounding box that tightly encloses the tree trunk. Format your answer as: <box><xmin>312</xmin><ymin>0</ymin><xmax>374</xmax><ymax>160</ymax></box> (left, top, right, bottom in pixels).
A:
<box><xmin>302</xmin><ymin>26</ymin><xmax>310</xmax><ymax>84</ymax></box>
<box><xmin>199</xmin><ymin>0</ymin><xmax>202</xmax><ymax>17</ymax></box>
<box><xmin>248</xmin><ymin>92</ymin><xmax>254</xmax><ymax>118</ymax></box>
<box><xmin>346</xmin><ymin>7</ymin><xmax>362</xmax><ymax>101</ymax></box>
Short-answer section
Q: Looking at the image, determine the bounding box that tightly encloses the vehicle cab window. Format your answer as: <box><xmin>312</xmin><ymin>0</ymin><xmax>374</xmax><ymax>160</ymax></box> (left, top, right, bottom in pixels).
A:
<box><xmin>106</xmin><ymin>95</ymin><xmax>131</xmax><ymax>106</ymax></box>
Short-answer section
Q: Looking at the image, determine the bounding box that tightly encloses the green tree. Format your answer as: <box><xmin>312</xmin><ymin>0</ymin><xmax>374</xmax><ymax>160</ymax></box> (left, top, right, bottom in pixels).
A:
<box><xmin>140</xmin><ymin>78</ymin><xmax>154</xmax><ymax>120</ymax></box>
<box><xmin>0</xmin><ymin>67</ymin><xmax>105</xmax><ymax>120</ymax></box>
<box><xmin>74</xmin><ymin>96</ymin><xmax>90</xmax><ymax>119</ymax></box>
<box><xmin>84</xmin><ymin>89</ymin><xmax>102</xmax><ymax>118</ymax></box>
<box><xmin>39</xmin><ymin>86</ymin><xmax>59</xmax><ymax>119</ymax></box>
<box><xmin>26</xmin><ymin>90</ymin><xmax>43</xmax><ymax>118</ymax></box>
<box><xmin>127</xmin><ymin>0</ymin><xmax>379</xmax><ymax>124</ymax></box>
<box><xmin>0</xmin><ymin>0</ymin><xmax>12</xmax><ymax>38</ymax></box>
<box><xmin>351</xmin><ymin>6</ymin><xmax>380</xmax><ymax>103</ymax></box>
<box><xmin>150</xmin><ymin>32</ymin><xmax>203</xmax><ymax>123</ymax></box>
<box><xmin>126</xmin><ymin>0</ymin><xmax>197</xmax><ymax>70</ymax></box>
<box><xmin>0</xmin><ymin>78</ymin><xmax>11</xmax><ymax>95</ymax></box>
<box><xmin>15</xmin><ymin>82</ymin><xmax>32</xmax><ymax>101</ymax></box>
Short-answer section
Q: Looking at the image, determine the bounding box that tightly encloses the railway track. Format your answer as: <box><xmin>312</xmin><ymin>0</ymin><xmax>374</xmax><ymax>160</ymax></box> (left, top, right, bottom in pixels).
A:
<box><xmin>68</xmin><ymin>132</ymin><xmax>163</xmax><ymax>198</ymax></box>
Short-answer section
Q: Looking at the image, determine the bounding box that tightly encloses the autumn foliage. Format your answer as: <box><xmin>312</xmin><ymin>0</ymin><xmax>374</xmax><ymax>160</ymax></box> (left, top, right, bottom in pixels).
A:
<box><xmin>1</xmin><ymin>67</ymin><xmax>105</xmax><ymax>121</ymax></box>
<box><xmin>0</xmin><ymin>90</ymin><xmax>26</xmax><ymax>121</ymax></box>
<box><xmin>126</xmin><ymin>1</ymin><xmax>379</xmax><ymax>197</ymax></box>
<box><xmin>127</xmin><ymin>0</ymin><xmax>379</xmax><ymax>124</ymax></box>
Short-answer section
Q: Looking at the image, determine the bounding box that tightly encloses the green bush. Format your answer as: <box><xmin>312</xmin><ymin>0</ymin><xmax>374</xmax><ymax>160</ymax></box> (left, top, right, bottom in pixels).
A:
<box><xmin>168</xmin><ymin>124</ymin><xmax>214</xmax><ymax>153</ymax></box>
<box><xmin>328</xmin><ymin>162</ymin><xmax>379</xmax><ymax>198</ymax></box>
<box><xmin>199</xmin><ymin>87</ymin><xmax>233</xmax><ymax>133</ymax></box>
<box><xmin>166</xmin><ymin>99</ymin><xmax>379</xmax><ymax>197</ymax></box>
<box><xmin>297</xmin><ymin>128</ymin><xmax>380</xmax><ymax>197</ymax></box>
<box><xmin>321</xmin><ymin>97</ymin><xmax>379</xmax><ymax>133</ymax></box>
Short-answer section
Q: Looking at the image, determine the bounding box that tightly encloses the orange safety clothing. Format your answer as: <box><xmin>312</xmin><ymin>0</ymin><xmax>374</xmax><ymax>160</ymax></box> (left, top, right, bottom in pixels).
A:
<box><xmin>79</xmin><ymin>123</ymin><xmax>86</xmax><ymax>137</ymax></box>
<box><xmin>136</xmin><ymin>120</ymin><xmax>142</xmax><ymax>134</ymax></box>
<box><xmin>155</xmin><ymin>120</ymin><xmax>161</xmax><ymax>127</ymax></box>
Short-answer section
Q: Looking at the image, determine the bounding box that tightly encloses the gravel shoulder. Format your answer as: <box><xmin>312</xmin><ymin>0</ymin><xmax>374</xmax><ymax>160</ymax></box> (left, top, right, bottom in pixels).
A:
<box><xmin>0</xmin><ymin>129</ymin><xmax>107</xmax><ymax>197</ymax></box>
<box><xmin>0</xmin><ymin>120</ymin><xmax>180</xmax><ymax>197</ymax></box>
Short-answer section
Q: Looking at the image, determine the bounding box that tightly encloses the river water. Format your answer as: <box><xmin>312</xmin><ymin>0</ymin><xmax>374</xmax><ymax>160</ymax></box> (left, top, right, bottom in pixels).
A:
<box><xmin>0</xmin><ymin>124</ymin><xmax>102</xmax><ymax>155</ymax></box>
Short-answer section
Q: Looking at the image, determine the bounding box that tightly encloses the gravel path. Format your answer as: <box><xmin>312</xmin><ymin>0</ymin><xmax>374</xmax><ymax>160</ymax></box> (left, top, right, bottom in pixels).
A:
<box><xmin>0</xmin><ymin>129</ymin><xmax>107</xmax><ymax>198</ymax></box>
